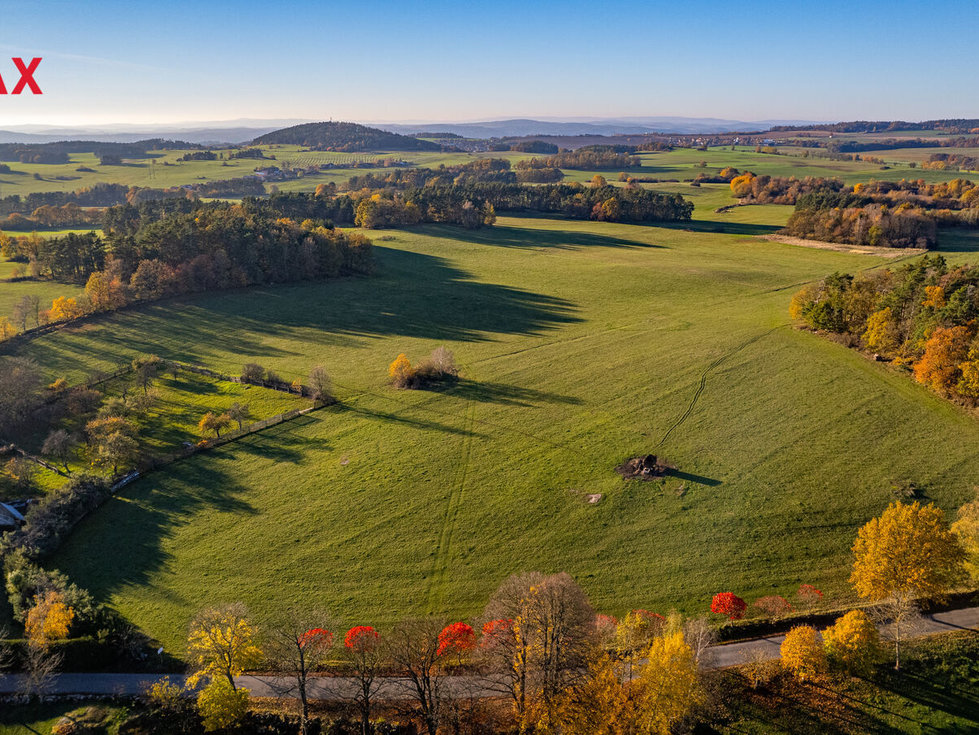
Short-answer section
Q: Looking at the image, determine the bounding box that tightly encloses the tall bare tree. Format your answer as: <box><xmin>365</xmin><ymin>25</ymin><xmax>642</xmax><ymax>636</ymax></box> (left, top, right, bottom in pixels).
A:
<box><xmin>264</xmin><ymin>609</ymin><xmax>335</xmax><ymax>735</ymax></box>
<box><xmin>385</xmin><ymin>618</ymin><xmax>448</xmax><ymax>735</ymax></box>
<box><xmin>482</xmin><ymin>572</ymin><xmax>595</xmax><ymax>730</ymax></box>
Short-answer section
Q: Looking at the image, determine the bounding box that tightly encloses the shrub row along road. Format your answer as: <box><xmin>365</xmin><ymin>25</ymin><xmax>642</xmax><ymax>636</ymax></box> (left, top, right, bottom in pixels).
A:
<box><xmin>1</xmin><ymin>606</ymin><xmax>976</xmax><ymax>698</ymax></box>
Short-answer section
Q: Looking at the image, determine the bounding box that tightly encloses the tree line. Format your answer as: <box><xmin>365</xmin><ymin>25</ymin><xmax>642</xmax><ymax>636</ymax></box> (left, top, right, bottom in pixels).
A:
<box><xmin>0</xmin><ymin>205</ymin><xmax>373</xmax><ymax>341</ymax></box>
<box><xmin>515</xmin><ymin>149</ymin><xmax>639</xmax><ymax>172</ymax></box>
<box><xmin>790</xmin><ymin>255</ymin><xmax>979</xmax><ymax>401</ymax></box>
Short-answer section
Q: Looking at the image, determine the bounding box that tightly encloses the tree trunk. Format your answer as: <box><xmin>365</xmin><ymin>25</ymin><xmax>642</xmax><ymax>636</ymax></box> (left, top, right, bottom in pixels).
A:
<box><xmin>299</xmin><ymin>678</ymin><xmax>309</xmax><ymax>735</ymax></box>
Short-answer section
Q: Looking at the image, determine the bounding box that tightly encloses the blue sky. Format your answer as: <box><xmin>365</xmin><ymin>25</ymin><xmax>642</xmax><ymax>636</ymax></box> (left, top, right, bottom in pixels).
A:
<box><xmin>0</xmin><ymin>0</ymin><xmax>976</xmax><ymax>126</ymax></box>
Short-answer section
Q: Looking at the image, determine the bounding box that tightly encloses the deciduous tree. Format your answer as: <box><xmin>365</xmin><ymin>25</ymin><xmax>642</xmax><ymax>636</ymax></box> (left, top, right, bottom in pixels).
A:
<box><xmin>388</xmin><ymin>353</ymin><xmax>414</xmax><ymax>389</ymax></box>
<box><xmin>187</xmin><ymin>603</ymin><xmax>262</xmax><ymax>691</ymax></box>
<box><xmin>780</xmin><ymin>625</ymin><xmax>826</xmax><ymax>682</ymax></box>
<box><xmin>386</xmin><ymin>618</ymin><xmax>449</xmax><ymax>735</ymax></box>
<box><xmin>344</xmin><ymin>625</ymin><xmax>382</xmax><ymax>735</ymax></box>
<box><xmin>227</xmin><ymin>402</ymin><xmax>251</xmax><ymax>430</ymax></box>
<box><xmin>710</xmin><ymin>592</ymin><xmax>747</xmax><ymax>621</ymax></box>
<box><xmin>913</xmin><ymin>326</ymin><xmax>973</xmax><ymax>394</ymax></box>
<box><xmin>851</xmin><ymin>501</ymin><xmax>966</xmax><ymax>601</ymax></box>
<box><xmin>308</xmin><ymin>365</ymin><xmax>333</xmax><ymax>403</ymax></box>
<box><xmin>823</xmin><ymin>610</ymin><xmax>880</xmax><ymax>675</ymax></box>
<box><xmin>951</xmin><ymin>492</ymin><xmax>979</xmax><ymax>584</ymax></box>
<box><xmin>851</xmin><ymin>501</ymin><xmax>965</xmax><ymax>668</ymax></box>
<box><xmin>635</xmin><ymin>629</ymin><xmax>702</xmax><ymax>735</ymax></box>
<box><xmin>198</xmin><ymin>412</ymin><xmax>232</xmax><ymax>439</ymax></box>
<box><xmin>482</xmin><ymin>572</ymin><xmax>595</xmax><ymax>731</ymax></box>
<box><xmin>196</xmin><ymin>677</ymin><xmax>248</xmax><ymax>732</ymax></box>
<box><xmin>264</xmin><ymin>610</ymin><xmax>333</xmax><ymax>735</ymax></box>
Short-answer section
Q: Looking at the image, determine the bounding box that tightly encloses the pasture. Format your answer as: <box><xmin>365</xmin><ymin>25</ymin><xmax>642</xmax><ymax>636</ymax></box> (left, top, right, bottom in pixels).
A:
<box><xmin>0</xmin><ymin>271</ymin><xmax>83</xmax><ymax>323</ymax></box>
<box><xmin>14</xmin><ymin>369</ymin><xmax>308</xmax><ymax>476</ymax></box>
<box><xmin>2</xmin><ymin>142</ymin><xmax>973</xmax><ymax>205</ymax></box>
<box><xmin>5</xmin><ymin>213</ymin><xmax>979</xmax><ymax>652</ymax></box>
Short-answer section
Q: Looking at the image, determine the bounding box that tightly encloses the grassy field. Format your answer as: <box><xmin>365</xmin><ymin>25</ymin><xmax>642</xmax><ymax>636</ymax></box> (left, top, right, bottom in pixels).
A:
<box><xmin>720</xmin><ymin>632</ymin><xmax>979</xmax><ymax>733</ymax></box>
<box><xmin>0</xmin><ymin>703</ymin><xmax>127</xmax><ymax>735</ymax></box>
<box><xmin>14</xmin><ymin>370</ymin><xmax>308</xmax><ymax>477</ymax></box>
<box><xmin>0</xmin><ymin>210</ymin><xmax>973</xmax><ymax>652</ymax></box>
<box><xmin>0</xmin><ymin>272</ymin><xmax>84</xmax><ymax>322</ymax></box>
<box><xmin>2</xmin><ymin>142</ymin><xmax>973</xmax><ymax>203</ymax></box>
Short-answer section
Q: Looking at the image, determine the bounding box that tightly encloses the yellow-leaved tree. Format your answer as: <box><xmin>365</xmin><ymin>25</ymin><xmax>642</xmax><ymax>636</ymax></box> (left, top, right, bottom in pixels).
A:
<box><xmin>556</xmin><ymin>652</ymin><xmax>633</xmax><ymax>735</ymax></box>
<box><xmin>851</xmin><ymin>501</ymin><xmax>965</xmax><ymax>668</ymax></box>
<box><xmin>388</xmin><ymin>353</ymin><xmax>415</xmax><ymax>389</ymax></box>
<box><xmin>922</xmin><ymin>285</ymin><xmax>946</xmax><ymax>310</ymax></box>
<box><xmin>862</xmin><ymin>307</ymin><xmax>901</xmax><ymax>355</ymax></box>
<box><xmin>823</xmin><ymin>610</ymin><xmax>880</xmax><ymax>675</ymax></box>
<box><xmin>187</xmin><ymin>603</ymin><xmax>263</xmax><ymax>691</ymax></box>
<box><xmin>851</xmin><ymin>501</ymin><xmax>965</xmax><ymax>600</ymax></box>
<box><xmin>48</xmin><ymin>296</ymin><xmax>85</xmax><ymax>323</ymax></box>
<box><xmin>635</xmin><ymin>629</ymin><xmax>702</xmax><ymax>735</ymax></box>
<box><xmin>196</xmin><ymin>677</ymin><xmax>249</xmax><ymax>732</ymax></box>
<box><xmin>25</xmin><ymin>590</ymin><xmax>74</xmax><ymax>645</ymax></box>
<box><xmin>0</xmin><ymin>316</ymin><xmax>17</xmax><ymax>341</ymax></box>
<box><xmin>780</xmin><ymin>625</ymin><xmax>826</xmax><ymax>682</ymax></box>
<box><xmin>951</xmin><ymin>493</ymin><xmax>979</xmax><ymax>585</ymax></box>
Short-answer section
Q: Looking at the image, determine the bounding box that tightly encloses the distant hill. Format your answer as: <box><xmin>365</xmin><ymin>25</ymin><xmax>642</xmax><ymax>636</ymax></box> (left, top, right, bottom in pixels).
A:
<box><xmin>377</xmin><ymin>117</ymin><xmax>827</xmax><ymax>138</ymax></box>
<box><xmin>251</xmin><ymin>122</ymin><xmax>444</xmax><ymax>151</ymax></box>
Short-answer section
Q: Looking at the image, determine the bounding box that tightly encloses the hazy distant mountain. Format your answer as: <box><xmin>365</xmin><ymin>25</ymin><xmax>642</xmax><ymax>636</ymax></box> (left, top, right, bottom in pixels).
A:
<box><xmin>0</xmin><ymin>116</ymin><xmax>830</xmax><ymax>146</ymax></box>
<box><xmin>0</xmin><ymin>119</ymin><xmax>310</xmax><ymax>145</ymax></box>
<box><xmin>376</xmin><ymin>117</ymin><xmax>827</xmax><ymax>138</ymax></box>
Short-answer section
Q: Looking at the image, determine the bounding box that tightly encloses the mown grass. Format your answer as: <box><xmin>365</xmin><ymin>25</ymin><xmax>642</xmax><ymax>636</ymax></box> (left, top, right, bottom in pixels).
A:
<box><xmin>0</xmin><ymin>211</ymin><xmax>968</xmax><ymax>653</ymax></box>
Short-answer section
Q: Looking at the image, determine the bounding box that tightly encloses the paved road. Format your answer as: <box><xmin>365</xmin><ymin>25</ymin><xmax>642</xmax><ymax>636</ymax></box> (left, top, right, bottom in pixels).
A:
<box><xmin>2</xmin><ymin>606</ymin><xmax>977</xmax><ymax>699</ymax></box>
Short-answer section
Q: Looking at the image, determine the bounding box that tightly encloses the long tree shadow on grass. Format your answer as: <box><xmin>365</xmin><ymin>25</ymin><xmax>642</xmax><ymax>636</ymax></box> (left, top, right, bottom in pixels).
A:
<box><xmin>337</xmin><ymin>402</ymin><xmax>486</xmax><ymax>438</ymax></box>
<box><xmin>415</xmin><ymin>223</ymin><xmax>665</xmax><ymax>250</ymax></box>
<box><xmin>661</xmin><ymin>220</ymin><xmax>783</xmax><ymax>237</ymax></box>
<box><xmin>872</xmin><ymin>668</ymin><xmax>979</xmax><ymax>724</ymax></box>
<box><xmin>437</xmin><ymin>378</ymin><xmax>583</xmax><ymax>407</ymax></box>
<box><xmin>3</xmin><ymin>247</ymin><xmax>583</xmax><ymax>374</ymax></box>
<box><xmin>52</xmin><ymin>452</ymin><xmax>260</xmax><ymax>598</ymax></box>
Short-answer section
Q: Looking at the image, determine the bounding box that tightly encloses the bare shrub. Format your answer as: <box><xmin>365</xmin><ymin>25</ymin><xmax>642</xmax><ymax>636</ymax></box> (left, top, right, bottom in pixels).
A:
<box><xmin>241</xmin><ymin>363</ymin><xmax>264</xmax><ymax>383</ymax></box>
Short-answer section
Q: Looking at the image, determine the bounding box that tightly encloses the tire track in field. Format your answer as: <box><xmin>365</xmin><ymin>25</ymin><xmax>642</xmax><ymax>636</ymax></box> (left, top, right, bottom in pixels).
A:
<box><xmin>426</xmin><ymin>396</ymin><xmax>478</xmax><ymax>613</ymax></box>
<box><xmin>656</xmin><ymin>324</ymin><xmax>787</xmax><ymax>448</ymax></box>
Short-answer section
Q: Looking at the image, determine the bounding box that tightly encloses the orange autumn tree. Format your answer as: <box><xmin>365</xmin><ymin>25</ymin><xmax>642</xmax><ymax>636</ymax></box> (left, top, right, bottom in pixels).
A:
<box><xmin>913</xmin><ymin>325</ymin><xmax>973</xmax><ymax>394</ymax></box>
<box><xmin>25</xmin><ymin>590</ymin><xmax>74</xmax><ymax>645</ymax></box>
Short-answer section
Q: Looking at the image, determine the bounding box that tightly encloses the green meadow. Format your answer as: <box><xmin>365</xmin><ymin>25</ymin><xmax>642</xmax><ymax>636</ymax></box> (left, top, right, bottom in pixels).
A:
<box><xmin>0</xmin><ymin>273</ymin><xmax>83</xmax><ymax>322</ymax></box>
<box><xmin>2</xmin><ymin>212</ymin><xmax>976</xmax><ymax>652</ymax></box>
<box><xmin>1</xmin><ymin>142</ymin><xmax>972</xmax><ymax>204</ymax></box>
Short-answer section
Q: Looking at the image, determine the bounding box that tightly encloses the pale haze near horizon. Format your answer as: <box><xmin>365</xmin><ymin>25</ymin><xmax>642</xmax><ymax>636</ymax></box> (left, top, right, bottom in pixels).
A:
<box><xmin>0</xmin><ymin>0</ymin><xmax>976</xmax><ymax>127</ymax></box>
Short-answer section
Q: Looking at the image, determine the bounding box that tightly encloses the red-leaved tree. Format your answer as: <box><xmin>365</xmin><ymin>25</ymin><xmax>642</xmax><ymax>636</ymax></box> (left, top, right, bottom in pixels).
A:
<box><xmin>437</xmin><ymin>622</ymin><xmax>477</xmax><ymax>658</ymax></box>
<box><xmin>711</xmin><ymin>592</ymin><xmax>747</xmax><ymax>621</ymax></box>
<box><xmin>796</xmin><ymin>584</ymin><xmax>823</xmax><ymax>613</ymax></box>
<box><xmin>752</xmin><ymin>595</ymin><xmax>793</xmax><ymax>621</ymax></box>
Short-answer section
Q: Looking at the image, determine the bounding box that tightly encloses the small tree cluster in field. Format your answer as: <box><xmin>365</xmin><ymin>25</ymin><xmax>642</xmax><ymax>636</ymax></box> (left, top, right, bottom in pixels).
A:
<box><xmin>389</xmin><ymin>347</ymin><xmax>459</xmax><ymax>389</ymax></box>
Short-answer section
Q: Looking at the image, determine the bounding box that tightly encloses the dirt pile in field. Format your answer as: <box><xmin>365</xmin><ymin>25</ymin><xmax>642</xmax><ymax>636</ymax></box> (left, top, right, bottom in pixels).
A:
<box><xmin>616</xmin><ymin>454</ymin><xmax>674</xmax><ymax>480</ymax></box>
